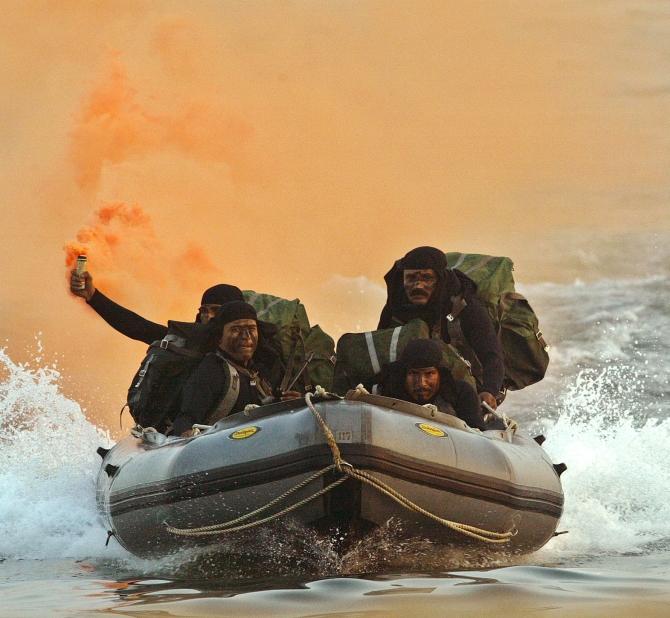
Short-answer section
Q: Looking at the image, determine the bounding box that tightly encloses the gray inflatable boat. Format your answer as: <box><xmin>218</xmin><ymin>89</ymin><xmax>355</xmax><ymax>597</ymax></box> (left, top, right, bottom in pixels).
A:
<box><xmin>96</xmin><ymin>392</ymin><xmax>565</xmax><ymax>558</ymax></box>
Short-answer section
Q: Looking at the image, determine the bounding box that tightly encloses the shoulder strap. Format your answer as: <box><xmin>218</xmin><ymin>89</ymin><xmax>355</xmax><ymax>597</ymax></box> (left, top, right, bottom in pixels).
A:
<box><xmin>208</xmin><ymin>354</ymin><xmax>241</xmax><ymax>424</ymax></box>
<box><xmin>444</xmin><ymin>295</ymin><xmax>468</xmax><ymax>344</ymax></box>
<box><xmin>446</xmin><ymin>295</ymin><xmax>468</xmax><ymax>322</ymax></box>
<box><xmin>150</xmin><ymin>335</ymin><xmax>203</xmax><ymax>358</ymax></box>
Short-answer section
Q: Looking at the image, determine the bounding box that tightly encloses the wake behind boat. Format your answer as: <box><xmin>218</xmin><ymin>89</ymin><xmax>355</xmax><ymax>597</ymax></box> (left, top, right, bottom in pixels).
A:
<box><xmin>96</xmin><ymin>391</ymin><xmax>564</xmax><ymax>558</ymax></box>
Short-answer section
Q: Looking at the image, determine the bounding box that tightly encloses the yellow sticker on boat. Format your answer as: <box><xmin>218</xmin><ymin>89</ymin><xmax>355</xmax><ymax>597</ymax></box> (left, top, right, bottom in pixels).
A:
<box><xmin>416</xmin><ymin>423</ymin><xmax>446</xmax><ymax>438</ymax></box>
<box><xmin>229</xmin><ymin>426</ymin><xmax>260</xmax><ymax>440</ymax></box>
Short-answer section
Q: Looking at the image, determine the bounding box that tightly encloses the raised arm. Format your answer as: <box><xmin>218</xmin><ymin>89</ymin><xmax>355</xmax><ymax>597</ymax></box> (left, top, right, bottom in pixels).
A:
<box><xmin>70</xmin><ymin>269</ymin><xmax>167</xmax><ymax>345</ymax></box>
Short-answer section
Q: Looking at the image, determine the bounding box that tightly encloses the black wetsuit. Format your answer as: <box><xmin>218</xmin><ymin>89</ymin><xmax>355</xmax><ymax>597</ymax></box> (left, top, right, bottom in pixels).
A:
<box><xmin>171</xmin><ymin>352</ymin><xmax>273</xmax><ymax>436</ymax></box>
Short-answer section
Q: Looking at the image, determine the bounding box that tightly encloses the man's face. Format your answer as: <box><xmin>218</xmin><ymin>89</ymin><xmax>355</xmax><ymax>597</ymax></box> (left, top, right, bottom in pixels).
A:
<box><xmin>404</xmin><ymin>367</ymin><xmax>441</xmax><ymax>403</ymax></box>
<box><xmin>219</xmin><ymin>319</ymin><xmax>258</xmax><ymax>364</ymax></box>
<box><xmin>403</xmin><ymin>269</ymin><xmax>437</xmax><ymax>305</ymax></box>
<box><xmin>198</xmin><ymin>304</ymin><xmax>221</xmax><ymax>324</ymax></box>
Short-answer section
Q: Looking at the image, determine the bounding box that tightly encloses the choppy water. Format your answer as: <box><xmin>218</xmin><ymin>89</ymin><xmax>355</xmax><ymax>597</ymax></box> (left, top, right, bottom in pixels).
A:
<box><xmin>1</xmin><ymin>249</ymin><xmax>670</xmax><ymax>617</ymax></box>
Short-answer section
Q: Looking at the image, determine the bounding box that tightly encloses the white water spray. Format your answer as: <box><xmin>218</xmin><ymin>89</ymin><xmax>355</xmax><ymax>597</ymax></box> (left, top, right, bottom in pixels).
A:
<box><xmin>540</xmin><ymin>365</ymin><xmax>670</xmax><ymax>557</ymax></box>
<box><xmin>0</xmin><ymin>347</ymin><xmax>114</xmax><ymax>559</ymax></box>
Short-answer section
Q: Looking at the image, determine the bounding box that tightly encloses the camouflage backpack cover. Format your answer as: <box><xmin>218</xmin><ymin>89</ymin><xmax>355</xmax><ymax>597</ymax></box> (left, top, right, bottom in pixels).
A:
<box><xmin>333</xmin><ymin>319</ymin><xmax>475</xmax><ymax>394</ymax></box>
<box><xmin>445</xmin><ymin>252</ymin><xmax>549</xmax><ymax>391</ymax></box>
<box><xmin>243</xmin><ymin>291</ymin><xmax>335</xmax><ymax>391</ymax></box>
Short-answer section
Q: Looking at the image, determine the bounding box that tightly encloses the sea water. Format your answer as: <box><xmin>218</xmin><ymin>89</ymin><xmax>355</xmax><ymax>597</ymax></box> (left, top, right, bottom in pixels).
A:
<box><xmin>1</xmin><ymin>249</ymin><xmax>670</xmax><ymax>617</ymax></box>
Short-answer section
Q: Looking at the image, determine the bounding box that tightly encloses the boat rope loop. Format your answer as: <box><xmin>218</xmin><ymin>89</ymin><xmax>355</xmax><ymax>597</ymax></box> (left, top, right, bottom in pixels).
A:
<box><xmin>165</xmin><ymin>388</ymin><xmax>516</xmax><ymax>543</ymax></box>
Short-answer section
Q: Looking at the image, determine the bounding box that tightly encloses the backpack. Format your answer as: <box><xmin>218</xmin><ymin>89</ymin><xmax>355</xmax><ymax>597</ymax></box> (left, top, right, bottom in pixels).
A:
<box><xmin>333</xmin><ymin>319</ymin><xmax>475</xmax><ymax>394</ymax></box>
<box><xmin>444</xmin><ymin>252</ymin><xmax>549</xmax><ymax>390</ymax></box>
<box><xmin>243</xmin><ymin>291</ymin><xmax>336</xmax><ymax>391</ymax></box>
<box><xmin>126</xmin><ymin>321</ymin><xmax>212</xmax><ymax>431</ymax></box>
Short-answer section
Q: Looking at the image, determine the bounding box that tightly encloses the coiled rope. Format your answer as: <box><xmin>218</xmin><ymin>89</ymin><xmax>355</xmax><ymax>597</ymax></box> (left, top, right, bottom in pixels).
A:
<box><xmin>165</xmin><ymin>389</ymin><xmax>517</xmax><ymax>543</ymax></box>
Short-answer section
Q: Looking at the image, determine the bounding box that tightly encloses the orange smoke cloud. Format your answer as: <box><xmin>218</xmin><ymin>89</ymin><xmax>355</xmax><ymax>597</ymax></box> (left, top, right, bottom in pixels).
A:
<box><xmin>64</xmin><ymin>202</ymin><xmax>220</xmax><ymax>303</ymax></box>
<box><xmin>171</xmin><ymin>244</ymin><xmax>220</xmax><ymax>289</ymax></box>
<box><xmin>70</xmin><ymin>56</ymin><xmax>254</xmax><ymax>192</ymax></box>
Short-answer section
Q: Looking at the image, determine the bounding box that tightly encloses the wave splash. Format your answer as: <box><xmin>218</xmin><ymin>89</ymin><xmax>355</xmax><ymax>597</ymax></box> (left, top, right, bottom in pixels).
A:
<box><xmin>540</xmin><ymin>364</ymin><xmax>670</xmax><ymax>559</ymax></box>
<box><xmin>0</xmin><ymin>347</ymin><xmax>113</xmax><ymax>560</ymax></box>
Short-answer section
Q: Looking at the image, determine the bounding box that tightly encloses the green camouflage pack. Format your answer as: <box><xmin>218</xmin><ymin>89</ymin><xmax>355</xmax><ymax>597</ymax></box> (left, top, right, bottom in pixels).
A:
<box><xmin>243</xmin><ymin>291</ymin><xmax>335</xmax><ymax>391</ymax></box>
<box><xmin>303</xmin><ymin>325</ymin><xmax>337</xmax><ymax>390</ymax></box>
<box><xmin>445</xmin><ymin>252</ymin><xmax>549</xmax><ymax>390</ymax></box>
<box><xmin>333</xmin><ymin>319</ymin><xmax>475</xmax><ymax>394</ymax></box>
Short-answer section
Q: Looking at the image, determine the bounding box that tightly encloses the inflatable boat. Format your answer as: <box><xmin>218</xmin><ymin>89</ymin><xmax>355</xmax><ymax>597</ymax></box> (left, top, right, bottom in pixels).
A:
<box><xmin>96</xmin><ymin>392</ymin><xmax>565</xmax><ymax>558</ymax></box>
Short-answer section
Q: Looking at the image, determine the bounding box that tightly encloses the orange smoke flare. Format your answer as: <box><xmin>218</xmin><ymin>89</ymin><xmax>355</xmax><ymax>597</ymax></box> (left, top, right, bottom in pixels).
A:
<box><xmin>64</xmin><ymin>244</ymin><xmax>89</xmax><ymax>270</ymax></box>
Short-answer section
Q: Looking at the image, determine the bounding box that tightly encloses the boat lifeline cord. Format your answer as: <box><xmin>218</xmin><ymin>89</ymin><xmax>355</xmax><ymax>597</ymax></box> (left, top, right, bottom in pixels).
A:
<box><xmin>165</xmin><ymin>388</ymin><xmax>517</xmax><ymax>544</ymax></box>
<box><xmin>164</xmin><ymin>464</ymin><xmax>347</xmax><ymax>536</ymax></box>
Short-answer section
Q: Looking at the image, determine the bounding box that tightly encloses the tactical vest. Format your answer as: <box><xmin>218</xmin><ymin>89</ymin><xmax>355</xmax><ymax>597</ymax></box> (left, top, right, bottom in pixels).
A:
<box><xmin>206</xmin><ymin>351</ymin><xmax>274</xmax><ymax>425</ymax></box>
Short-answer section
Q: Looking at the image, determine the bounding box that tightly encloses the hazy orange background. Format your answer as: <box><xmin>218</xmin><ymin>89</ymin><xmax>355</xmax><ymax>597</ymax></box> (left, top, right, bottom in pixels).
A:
<box><xmin>1</xmin><ymin>1</ymin><xmax>668</xmax><ymax>433</ymax></box>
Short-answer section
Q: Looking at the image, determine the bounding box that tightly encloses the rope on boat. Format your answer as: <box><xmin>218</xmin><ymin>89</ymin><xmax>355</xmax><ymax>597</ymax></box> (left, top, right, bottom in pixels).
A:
<box><xmin>165</xmin><ymin>464</ymin><xmax>346</xmax><ymax>537</ymax></box>
<box><xmin>165</xmin><ymin>388</ymin><xmax>517</xmax><ymax>543</ymax></box>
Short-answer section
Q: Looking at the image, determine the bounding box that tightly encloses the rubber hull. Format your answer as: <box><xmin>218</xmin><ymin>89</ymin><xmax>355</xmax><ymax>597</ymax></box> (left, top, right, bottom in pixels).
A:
<box><xmin>96</xmin><ymin>396</ymin><xmax>564</xmax><ymax>557</ymax></box>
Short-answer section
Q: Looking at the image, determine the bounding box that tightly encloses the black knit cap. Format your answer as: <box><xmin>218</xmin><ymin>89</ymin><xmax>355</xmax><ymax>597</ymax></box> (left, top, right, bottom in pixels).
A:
<box><xmin>399</xmin><ymin>339</ymin><xmax>443</xmax><ymax>369</ymax></box>
<box><xmin>200</xmin><ymin>284</ymin><xmax>244</xmax><ymax>306</ymax></box>
<box><xmin>213</xmin><ymin>301</ymin><xmax>258</xmax><ymax>327</ymax></box>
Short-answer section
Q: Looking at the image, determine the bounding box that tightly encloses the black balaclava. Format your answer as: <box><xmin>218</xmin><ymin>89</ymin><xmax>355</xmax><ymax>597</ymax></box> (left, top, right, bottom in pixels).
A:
<box><xmin>379</xmin><ymin>246</ymin><xmax>451</xmax><ymax>329</ymax></box>
<box><xmin>378</xmin><ymin>246</ymin><xmax>476</xmax><ymax>332</ymax></box>
<box><xmin>382</xmin><ymin>339</ymin><xmax>458</xmax><ymax>404</ymax></box>
<box><xmin>381</xmin><ymin>338</ymin><xmax>444</xmax><ymax>401</ymax></box>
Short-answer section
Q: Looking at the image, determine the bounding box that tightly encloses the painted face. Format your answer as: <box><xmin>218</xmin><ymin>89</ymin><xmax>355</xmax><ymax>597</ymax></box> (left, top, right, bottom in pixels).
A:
<box><xmin>198</xmin><ymin>304</ymin><xmax>222</xmax><ymax>324</ymax></box>
<box><xmin>404</xmin><ymin>366</ymin><xmax>441</xmax><ymax>403</ymax></box>
<box><xmin>403</xmin><ymin>269</ymin><xmax>437</xmax><ymax>305</ymax></box>
<box><xmin>219</xmin><ymin>318</ymin><xmax>258</xmax><ymax>364</ymax></box>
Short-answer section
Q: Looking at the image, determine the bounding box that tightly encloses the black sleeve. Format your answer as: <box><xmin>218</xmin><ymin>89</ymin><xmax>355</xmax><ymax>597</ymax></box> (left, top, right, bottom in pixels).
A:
<box><xmin>459</xmin><ymin>296</ymin><xmax>505</xmax><ymax>395</ymax></box>
<box><xmin>172</xmin><ymin>355</ymin><xmax>225</xmax><ymax>435</ymax></box>
<box><xmin>87</xmin><ymin>289</ymin><xmax>168</xmax><ymax>345</ymax></box>
<box><xmin>452</xmin><ymin>379</ymin><xmax>487</xmax><ymax>431</ymax></box>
